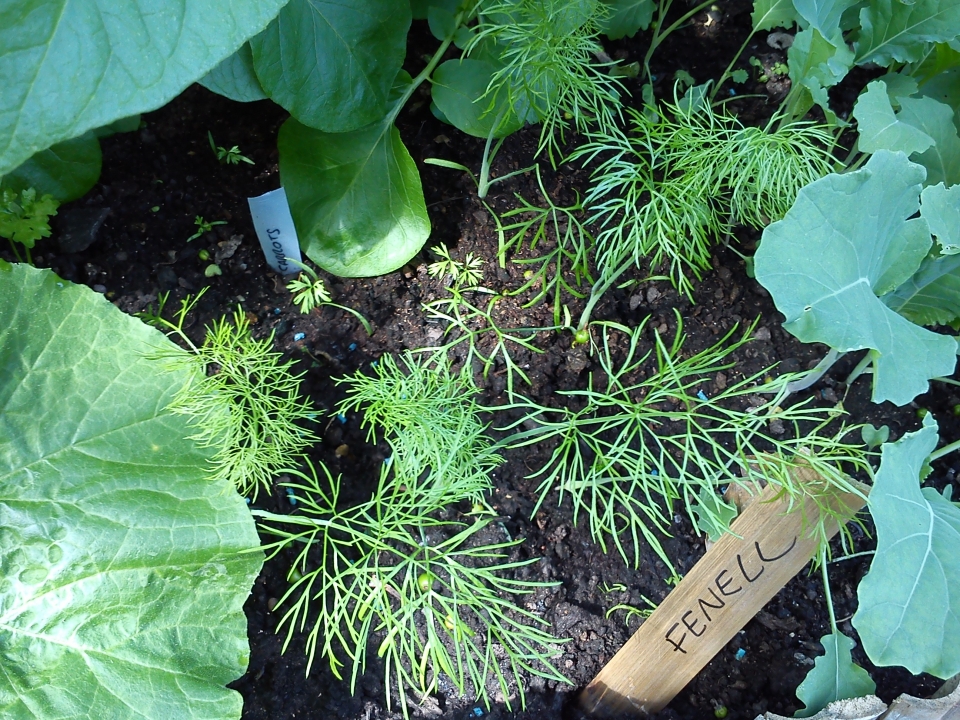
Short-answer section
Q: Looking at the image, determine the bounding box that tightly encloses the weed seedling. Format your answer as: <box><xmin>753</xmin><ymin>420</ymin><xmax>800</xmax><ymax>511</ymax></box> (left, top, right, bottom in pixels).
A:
<box><xmin>208</xmin><ymin>131</ymin><xmax>254</xmax><ymax>165</ymax></box>
<box><xmin>427</xmin><ymin>245</ymin><xmax>484</xmax><ymax>290</ymax></box>
<box><xmin>284</xmin><ymin>258</ymin><xmax>373</xmax><ymax>334</ymax></box>
<box><xmin>187</xmin><ymin>215</ymin><xmax>226</xmax><ymax>242</ymax></box>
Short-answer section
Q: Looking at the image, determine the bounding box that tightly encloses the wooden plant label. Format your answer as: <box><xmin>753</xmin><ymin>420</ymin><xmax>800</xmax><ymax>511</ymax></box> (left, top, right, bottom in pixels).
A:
<box><xmin>580</xmin><ymin>473</ymin><xmax>868</xmax><ymax>717</ymax></box>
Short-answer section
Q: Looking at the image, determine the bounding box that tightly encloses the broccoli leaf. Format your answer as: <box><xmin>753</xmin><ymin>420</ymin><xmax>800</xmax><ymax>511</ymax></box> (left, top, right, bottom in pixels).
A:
<box><xmin>855</xmin><ymin>0</ymin><xmax>960</xmax><ymax>66</ymax></box>
<box><xmin>0</xmin><ymin>0</ymin><xmax>289</xmax><ymax>176</ymax></box>
<box><xmin>751</xmin><ymin>0</ymin><xmax>800</xmax><ymax>31</ymax></box>
<box><xmin>795</xmin><ymin>632</ymin><xmax>876</xmax><ymax>717</ymax></box>
<box><xmin>754</xmin><ymin>150</ymin><xmax>957</xmax><ymax>405</ymax></box>
<box><xmin>921</xmin><ymin>182</ymin><xmax>960</xmax><ymax>254</ymax></box>
<box><xmin>853</xmin><ymin>416</ymin><xmax>960</xmax><ymax>679</ymax></box>
<box><xmin>882</xmin><ymin>252</ymin><xmax>960</xmax><ymax>325</ymax></box>
<box><xmin>250</xmin><ymin>0</ymin><xmax>410</xmax><ymax>133</ymax></box>
<box><xmin>853</xmin><ymin>81</ymin><xmax>935</xmax><ymax>155</ymax></box>
<box><xmin>898</xmin><ymin>95</ymin><xmax>960</xmax><ymax>187</ymax></box>
<box><xmin>0</xmin><ymin>264</ymin><xmax>263</xmax><ymax>719</ymax></box>
<box><xmin>278</xmin><ymin>116</ymin><xmax>430</xmax><ymax>277</ymax></box>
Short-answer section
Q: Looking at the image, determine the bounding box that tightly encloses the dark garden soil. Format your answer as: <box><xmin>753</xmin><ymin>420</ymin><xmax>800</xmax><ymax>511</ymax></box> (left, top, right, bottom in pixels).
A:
<box><xmin>6</xmin><ymin>5</ymin><xmax>959</xmax><ymax>720</ymax></box>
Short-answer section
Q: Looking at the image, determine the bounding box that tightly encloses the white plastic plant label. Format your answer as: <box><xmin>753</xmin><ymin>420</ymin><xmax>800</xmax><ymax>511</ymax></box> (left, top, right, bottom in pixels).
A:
<box><xmin>247</xmin><ymin>187</ymin><xmax>302</xmax><ymax>275</ymax></box>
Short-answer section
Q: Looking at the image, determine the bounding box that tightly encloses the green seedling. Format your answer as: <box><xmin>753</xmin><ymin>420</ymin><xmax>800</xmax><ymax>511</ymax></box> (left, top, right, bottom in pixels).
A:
<box><xmin>139</xmin><ymin>289</ymin><xmax>317</xmax><ymax>500</ymax></box>
<box><xmin>284</xmin><ymin>257</ymin><xmax>373</xmax><ymax>334</ymax></box>
<box><xmin>427</xmin><ymin>244</ymin><xmax>484</xmax><ymax>290</ymax></box>
<box><xmin>605</xmin><ymin>597</ymin><xmax>658</xmax><ymax>626</ymax></box>
<box><xmin>204</xmin><ymin>264</ymin><xmax>222</xmax><ymax>277</ymax></box>
<box><xmin>208</xmin><ymin>131</ymin><xmax>254</xmax><ymax>165</ymax></box>
<box><xmin>187</xmin><ymin>215</ymin><xmax>226</xmax><ymax>242</ymax></box>
<box><xmin>0</xmin><ymin>187</ymin><xmax>58</xmax><ymax>264</ymax></box>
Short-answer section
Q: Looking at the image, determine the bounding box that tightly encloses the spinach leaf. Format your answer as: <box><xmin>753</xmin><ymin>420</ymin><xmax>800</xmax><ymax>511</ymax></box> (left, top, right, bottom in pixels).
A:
<box><xmin>278</xmin><ymin>117</ymin><xmax>429</xmax><ymax>277</ymax></box>
<box><xmin>0</xmin><ymin>133</ymin><xmax>101</xmax><ymax>204</ymax></box>
<box><xmin>200</xmin><ymin>43</ymin><xmax>268</xmax><ymax>103</ymax></box>
<box><xmin>250</xmin><ymin>0</ymin><xmax>410</xmax><ymax>133</ymax></box>
<box><xmin>0</xmin><ymin>265</ymin><xmax>263</xmax><ymax>719</ymax></box>
<box><xmin>0</xmin><ymin>0</ymin><xmax>289</xmax><ymax>175</ymax></box>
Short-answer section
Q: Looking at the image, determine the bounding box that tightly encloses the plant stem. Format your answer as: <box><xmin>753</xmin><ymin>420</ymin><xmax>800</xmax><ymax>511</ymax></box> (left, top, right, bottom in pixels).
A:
<box><xmin>709</xmin><ymin>30</ymin><xmax>757</xmax><ymax>104</ymax></box>
<box><xmin>930</xmin><ymin>438</ymin><xmax>960</xmax><ymax>462</ymax></box>
<box><xmin>828</xmin><ymin>550</ymin><xmax>875</xmax><ymax>563</ymax></box>
<box><xmin>389</xmin><ymin>9</ymin><xmax>466</xmax><ymax>127</ymax></box>
<box><xmin>577</xmin><ymin>254</ymin><xmax>634</xmax><ymax>329</ymax></box>
<box><xmin>933</xmin><ymin>376</ymin><xmax>960</xmax><ymax>387</ymax></box>
<box><xmin>820</xmin><ymin>546</ymin><xmax>839</xmax><ymax>633</ymax></box>
<box><xmin>777</xmin><ymin>348</ymin><xmax>844</xmax><ymax>395</ymax></box>
<box><xmin>643</xmin><ymin>0</ymin><xmax>721</xmax><ymax>84</ymax></box>
<box><xmin>845</xmin><ymin>350</ymin><xmax>875</xmax><ymax>387</ymax></box>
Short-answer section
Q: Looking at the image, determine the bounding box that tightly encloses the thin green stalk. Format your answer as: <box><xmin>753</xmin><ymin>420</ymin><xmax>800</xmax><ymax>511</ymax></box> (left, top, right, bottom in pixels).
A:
<box><xmin>709</xmin><ymin>29</ymin><xmax>758</xmax><ymax>103</ymax></box>
<box><xmin>642</xmin><ymin>0</ymin><xmax>720</xmax><ymax>84</ymax></box>
<box><xmin>820</xmin><ymin>546</ymin><xmax>839</xmax><ymax>633</ymax></box>
<box><xmin>930</xmin><ymin>437</ymin><xmax>960</xmax><ymax>462</ymax></box>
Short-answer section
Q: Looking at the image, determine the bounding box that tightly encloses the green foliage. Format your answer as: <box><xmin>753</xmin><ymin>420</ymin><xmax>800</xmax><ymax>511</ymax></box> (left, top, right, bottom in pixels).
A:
<box><xmin>795</xmin><ymin>633</ymin><xmax>876</xmax><ymax>717</ymax></box>
<box><xmin>882</xmin><ymin>252</ymin><xmax>960</xmax><ymax>326</ymax></box>
<box><xmin>285</xmin><ymin>260</ymin><xmax>333</xmax><ymax>313</ymax></box>
<box><xmin>0</xmin><ymin>132</ymin><xmax>102</xmax><ymax>203</ymax></box>
<box><xmin>337</xmin><ymin>353</ymin><xmax>501</xmax><ymax>504</ymax></box>
<box><xmin>494</xmin><ymin>166</ymin><xmax>595</xmax><ymax>325</ymax></box>
<box><xmin>145</xmin><ymin>295</ymin><xmax>318</xmax><ymax>500</ymax></box>
<box><xmin>498</xmin><ymin>318</ymin><xmax>870</xmax><ymax>567</ymax></box>
<box><xmin>187</xmin><ymin>215</ymin><xmax>227</xmax><ymax>242</ymax></box>
<box><xmin>254</xmin><ymin>460</ymin><xmax>568</xmax><ymax>716</ymax></box>
<box><xmin>574</xmin><ymin>98</ymin><xmax>834</xmax><ymax>298</ymax></box>
<box><xmin>754</xmin><ymin>150</ymin><xmax>959</xmax><ymax>406</ymax></box>
<box><xmin>278</xmin><ymin>114</ymin><xmax>430</xmax><ymax>277</ymax></box>
<box><xmin>0</xmin><ymin>0</ymin><xmax>289</xmax><ymax>176</ymax></box>
<box><xmin>199</xmin><ymin>43</ymin><xmax>268</xmax><ymax>103</ymax></box>
<box><xmin>0</xmin><ymin>187</ymin><xmax>58</xmax><ymax>250</ymax></box>
<box><xmin>430</xmin><ymin>59</ymin><xmax>528</xmax><ymax>140</ymax></box>
<box><xmin>250</xmin><ymin>0</ymin><xmax>411</xmax><ymax>133</ymax></box>
<box><xmin>427</xmin><ymin>244</ymin><xmax>485</xmax><ymax>290</ymax></box>
<box><xmin>853</xmin><ymin>415</ymin><xmax>960</xmax><ymax>678</ymax></box>
<box><xmin>0</xmin><ymin>264</ymin><xmax>263</xmax><ymax>719</ymax></box>
<box><xmin>465</xmin><ymin>0</ymin><xmax>625</xmax><ymax>161</ymax></box>
<box><xmin>921</xmin><ymin>182</ymin><xmax>960</xmax><ymax>254</ymax></box>
<box><xmin>599</xmin><ymin>0</ymin><xmax>656</xmax><ymax>38</ymax></box>
<box><xmin>208</xmin><ymin>132</ymin><xmax>254</xmax><ymax>165</ymax></box>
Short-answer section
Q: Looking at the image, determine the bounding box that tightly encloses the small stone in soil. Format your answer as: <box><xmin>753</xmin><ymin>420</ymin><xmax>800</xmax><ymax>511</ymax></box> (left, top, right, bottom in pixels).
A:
<box><xmin>630</xmin><ymin>294</ymin><xmax>643</xmax><ymax>310</ymax></box>
<box><xmin>156</xmin><ymin>267</ymin><xmax>178</xmax><ymax>290</ymax></box>
<box><xmin>752</xmin><ymin>326</ymin><xmax>772</xmax><ymax>341</ymax></box>
<box><xmin>58</xmin><ymin>207</ymin><xmax>111</xmax><ymax>253</ymax></box>
<box><xmin>647</xmin><ymin>286</ymin><xmax>661</xmax><ymax>303</ymax></box>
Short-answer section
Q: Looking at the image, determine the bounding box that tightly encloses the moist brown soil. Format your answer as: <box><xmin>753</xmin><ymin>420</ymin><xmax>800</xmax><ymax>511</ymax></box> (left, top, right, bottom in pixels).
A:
<box><xmin>5</xmin><ymin>5</ymin><xmax>958</xmax><ymax>720</ymax></box>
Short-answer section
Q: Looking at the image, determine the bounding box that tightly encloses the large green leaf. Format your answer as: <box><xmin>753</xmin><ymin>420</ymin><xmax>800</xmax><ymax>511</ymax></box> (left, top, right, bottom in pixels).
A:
<box><xmin>0</xmin><ymin>0</ymin><xmax>289</xmax><ymax>176</ymax></box>
<box><xmin>250</xmin><ymin>0</ymin><xmax>410</xmax><ymax>133</ymax></box>
<box><xmin>853</xmin><ymin>81</ymin><xmax>935</xmax><ymax>155</ymax></box>
<box><xmin>855</xmin><ymin>0</ymin><xmax>960</xmax><ymax>66</ymax></box>
<box><xmin>754</xmin><ymin>150</ymin><xmax>957</xmax><ymax>405</ymax></box>
<box><xmin>882</xmin><ymin>251</ymin><xmax>960</xmax><ymax>325</ymax></box>
<box><xmin>795</xmin><ymin>632</ymin><xmax>876</xmax><ymax>718</ymax></box>
<box><xmin>431</xmin><ymin>59</ymin><xmax>527</xmax><ymax>139</ymax></box>
<box><xmin>751</xmin><ymin>0</ymin><xmax>799</xmax><ymax>31</ymax></box>
<box><xmin>786</xmin><ymin>28</ymin><xmax>855</xmax><ymax>121</ymax></box>
<box><xmin>0</xmin><ymin>133</ymin><xmax>101</xmax><ymax>204</ymax></box>
<box><xmin>600</xmin><ymin>0</ymin><xmax>655</xmax><ymax>38</ymax></box>
<box><xmin>278</xmin><ymin>117</ymin><xmax>430</xmax><ymax>277</ymax></box>
<box><xmin>793</xmin><ymin>0</ymin><xmax>859</xmax><ymax>41</ymax></box>
<box><xmin>199</xmin><ymin>43</ymin><xmax>268</xmax><ymax>103</ymax></box>
<box><xmin>853</xmin><ymin>416</ymin><xmax>960</xmax><ymax>678</ymax></box>
<box><xmin>0</xmin><ymin>264</ymin><xmax>263</xmax><ymax>720</ymax></box>
<box><xmin>922</xmin><ymin>182</ymin><xmax>960</xmax><ymax>253</ymax></box>
<box><xmin>898</xmin><ymin>95</ymin><xmax>960</xmax><ymax>187</ymax></box>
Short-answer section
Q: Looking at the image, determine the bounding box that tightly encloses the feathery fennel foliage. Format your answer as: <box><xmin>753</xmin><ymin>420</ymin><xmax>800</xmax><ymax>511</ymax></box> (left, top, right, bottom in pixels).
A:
<box><xmin>253</xmin><ymin>460</ymin><xmax>568</xmax><ymax>716</ymax></box>
<box><xmin>498</xmin><ymin>317</ymin><xmax>870</xmax><ymax>568</ymax></box>
<box><xmin>141</xmin><ymin>291</ymin><xmax>317</xmax><ymax>499</ymax></box>
<box><xmin>573</xmin><ymin>98</ymin><xmax>835</xmax><ymax>302</ymax></box>
<box><xmin>336</xmin><ymin>353</ymin><xmax>501</xmax><ymax>504</ymax></box>
<box><xmin>468</xmin><ymin>0</ymin><xmax>624</xmax><ymax>163</ymax></box>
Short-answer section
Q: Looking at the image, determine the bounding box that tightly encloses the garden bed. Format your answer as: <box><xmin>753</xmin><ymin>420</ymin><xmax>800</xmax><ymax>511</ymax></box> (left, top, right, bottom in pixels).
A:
<box><xmin>3</xmin><ymin>6</ymin><xmax>958</xmax><ymax>720</ymax></box>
